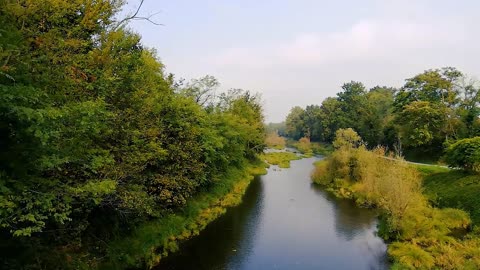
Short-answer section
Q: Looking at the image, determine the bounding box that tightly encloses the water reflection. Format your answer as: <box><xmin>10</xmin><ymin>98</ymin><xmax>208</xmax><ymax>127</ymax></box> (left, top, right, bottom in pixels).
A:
<box><xmin>155</xmin><ymin>157</ymin><xmax>388</xmax><ymax>270</ymax></box>
<box><xmin>311</xmin><ymin>184</ymin><xmax>377</xmax><ymax>241</ymax></box>
<box><xmin>157</xmin><ymin>176</ymin><xmax>264</xmax><ymax>270</ymax></box>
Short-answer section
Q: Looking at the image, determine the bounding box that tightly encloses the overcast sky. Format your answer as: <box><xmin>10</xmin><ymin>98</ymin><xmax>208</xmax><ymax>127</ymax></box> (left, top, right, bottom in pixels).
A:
<box><xmin>123</xmin><ymin>0</ymin><xmax>480</xmax><ymax>122</ymax></box>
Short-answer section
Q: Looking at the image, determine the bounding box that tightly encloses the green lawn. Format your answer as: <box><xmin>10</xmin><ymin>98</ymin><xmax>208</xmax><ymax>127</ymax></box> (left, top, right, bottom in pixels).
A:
<box><xmin>422</xmin><ymin>169</ymin><xmax>480</xmax><ymax>225</ymax></box>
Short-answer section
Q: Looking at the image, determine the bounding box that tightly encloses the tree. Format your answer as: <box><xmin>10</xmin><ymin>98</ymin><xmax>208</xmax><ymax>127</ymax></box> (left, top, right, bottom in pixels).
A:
<box><xmin>394</xmin><ymin>67</ymin><xmax>463</xmax><ymax>111</ymax></box>
<box><xmin>337</xmin><ymin>81</ymin><xmax>368</xmax><ymax>131</ymax></box>
<box><xmin>333</xmin><ymin>128</ymin><xmax>362</xmax><ymax>149</ymax></box>
<box><xmin>445</xmin><ymin>137</ymin><xmax>480</xmax><ymax>172</ymax></box>
<box><xmin>361</xmin><ymin>86</ymin><xmax>395</xmax><ymax>146</ymax></box>
<box><xmin>396</xmin><ymin>101</ymin><xmax>447</xmax><ymax>148</ymax></box>
<box><xmin>285</xmin><ymin>106</ymin><xmax>306</xmax><ymax>140</ymax></box>
<box><xmin>179</xmin><ymin>75</ymin><xmax>219</xmax><ymax>107</ymax></box>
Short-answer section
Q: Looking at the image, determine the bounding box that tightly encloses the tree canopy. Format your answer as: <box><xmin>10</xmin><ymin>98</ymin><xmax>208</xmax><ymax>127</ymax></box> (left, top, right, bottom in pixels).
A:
<box><xmin>0</xmin><ymin>0</ymin><xmax>266</xmax><ymax>267</ymax></box>
<box><xmin>284</xmin><ymin>67</ymin><xmax>480</xmax><ymax>160</ymax></box>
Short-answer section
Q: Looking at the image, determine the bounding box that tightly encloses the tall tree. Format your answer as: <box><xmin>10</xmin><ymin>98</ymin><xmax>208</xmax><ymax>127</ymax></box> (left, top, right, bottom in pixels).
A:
<box><xmin>285</xmin><ymin>106</ymin><xmax>306</xmax><ymax>140</ymax></box>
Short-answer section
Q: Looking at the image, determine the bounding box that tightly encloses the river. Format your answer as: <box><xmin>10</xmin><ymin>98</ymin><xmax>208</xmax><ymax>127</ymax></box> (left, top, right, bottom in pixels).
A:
<box><xmin>156</xmin><ymin>156</ymin><xmax>389</xmax><ymax>270</ymax></box>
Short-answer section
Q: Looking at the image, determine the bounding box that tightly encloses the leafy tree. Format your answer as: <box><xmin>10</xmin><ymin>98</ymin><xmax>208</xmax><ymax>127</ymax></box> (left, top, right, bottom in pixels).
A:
<box><xmin>303</xmin><ymin>105</ymin><xmax>323</xmax><ymax>141</ymax></box>
<box><xmin>317</xmin><ymin>97</ymin><xmax>344</xmax><ymax>142</ymax></box>
<box><xmin>333</xmin><ymin>128</ymin><xmax>362</xmax><ymax>149</ymax></box>
<box><xmin>285</xmin><ymin>106</ymin><xmax>306</xmax><ymax>140</ymax></box>
<box><xmin>394</xmin><ymin>67</ymin><xmax>463</xmax><ymax>111</ymax></box>
<box><xmin>396</xmin><ymin>101</ymin><xmax>447</xmax><ymax>148</ymax></box>
<box><xmin>445</xmin><ymin>137</ymin><xmax>480</xmax><ymax>172</ymax></box>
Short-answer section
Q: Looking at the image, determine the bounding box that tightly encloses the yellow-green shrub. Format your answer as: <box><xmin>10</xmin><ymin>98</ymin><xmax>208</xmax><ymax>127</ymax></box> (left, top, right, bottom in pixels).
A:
<box><xmin>311</xmin><ymin>129</ymin><xmax>479</xmax><ymax>269</ymax></box>
<box><xmin>265</xmin><ymin>132</ymin><xmax>286</xmax><ymax>149</ymax></box>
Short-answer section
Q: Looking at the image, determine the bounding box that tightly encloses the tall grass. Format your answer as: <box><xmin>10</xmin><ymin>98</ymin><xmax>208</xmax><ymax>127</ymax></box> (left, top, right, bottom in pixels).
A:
<box><xmin>311</xmin><ymin>146</ymin><xmax>480</xmax><ymax>269</ymax></box>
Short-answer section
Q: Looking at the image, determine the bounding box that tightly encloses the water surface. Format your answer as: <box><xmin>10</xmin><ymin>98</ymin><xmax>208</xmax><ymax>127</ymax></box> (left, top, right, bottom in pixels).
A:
<box><xmin>156</xmin><ymin>156</ymin><xmax>388</xmax><ymax>270</ymax></box>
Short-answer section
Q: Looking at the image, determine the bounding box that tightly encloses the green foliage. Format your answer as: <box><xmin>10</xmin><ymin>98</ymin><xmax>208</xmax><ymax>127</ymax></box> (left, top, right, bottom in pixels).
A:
<box><xmin>265</xmin><ymin>122</ymin><xmax>287</xmax><ymax>137</ymax></box>
<box><xmin>389</xmin><ymin>242</ymin><xmax>435</xmax><ymax>269</ymax></box>
<box><xmin>283</xmin><ymin>67</ymin><xmax>479</xmax><ymax>161</ymax></box>
<box><xmin>265</xmin><ymin>132</ymin><xmax>286</xmax><ymax>149</ymax></box>
<box><xmin>0</xmin><ymin>0</ymin><xmax>266</xmax><ymax>268</ymax></box>
<box><xmin>285</xmin><ymin>106</ymin><xmax>306</xmax><ymax>140</ymax></box>
<box><xmin>397</xmin><ymin>101</ymin><xmax>448</xmax><ymax>147</ymax></box>
<box><xmin>260</xmin><ymin>152</ymin><xmax>300</xmax><ymax>168</ymax></box>
<box><xmin>103</xmin><ymin>164</ymin><xmax>264</xmax><ymax>269</ymax></box>
<box><xmin>333</xmin><ymin>128</ymin><xmax>362</xmax><ymax>149</ymax></box>
<box><xmin>311</xmin><ymin>131</ymin><xmax>480</xmax><ymax>269</ymax></box>
<box><xmin>423</xmin><ymin>170</ymin><xmax>480</xmax><ymax>224</ymax></box>
<box><xmin>445</xmin><ymin>137</ymin><xmax>480</xmax><ymax>171</ymax></box>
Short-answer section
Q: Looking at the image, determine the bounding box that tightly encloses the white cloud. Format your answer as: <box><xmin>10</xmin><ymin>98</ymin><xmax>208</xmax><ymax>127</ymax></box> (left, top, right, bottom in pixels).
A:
<box><xmin>213</xmin><ymin>17</ymin><xmax>468</xmax><ymax>70</ymax></box>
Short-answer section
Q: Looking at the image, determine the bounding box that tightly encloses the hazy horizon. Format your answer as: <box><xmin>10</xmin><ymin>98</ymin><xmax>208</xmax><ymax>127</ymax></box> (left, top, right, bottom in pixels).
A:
<box><xmin>123</xmin><ymin>0</ymin><xmax>480</xmax><ymax>122</ymax></box>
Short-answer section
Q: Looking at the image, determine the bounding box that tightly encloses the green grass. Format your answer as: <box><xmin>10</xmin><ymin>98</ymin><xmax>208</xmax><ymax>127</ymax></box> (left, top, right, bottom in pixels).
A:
<box><xmin>286</xmin><ymin>140</ymin><xmax>333</xmax><ymax>156</ymax></box>
<box><xmin>422</xmin><ymin>169</ymin><xmax>480</xmax><ymax>225</ymax></box>
<box><xmin>260</xmin><ymin>152</ymin><xmax>300</xmax><ymax>168</ymax></box>
<box><xmin>410</xmin><ymin>164</ymin><xmax>450</xmax><ymax>176</ymax></box>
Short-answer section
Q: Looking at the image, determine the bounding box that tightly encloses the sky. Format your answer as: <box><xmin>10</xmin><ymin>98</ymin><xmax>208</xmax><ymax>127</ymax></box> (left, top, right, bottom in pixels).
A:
<box><xmin>122</xmin><ymin>0</ymin><xmax>480</xmax><ymax>122</ymax></box>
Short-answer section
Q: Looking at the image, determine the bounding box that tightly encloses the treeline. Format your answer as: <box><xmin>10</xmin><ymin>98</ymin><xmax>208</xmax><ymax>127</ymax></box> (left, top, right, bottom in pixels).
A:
<box><xmin>285</xmin><ymin>67</ymin><xmax>480</xmax><ymax>160</ymax></box>
<box><xmin>0</xmin><ymin>0</ymin><xmax>265</xmax><ymax>268</ymax></box>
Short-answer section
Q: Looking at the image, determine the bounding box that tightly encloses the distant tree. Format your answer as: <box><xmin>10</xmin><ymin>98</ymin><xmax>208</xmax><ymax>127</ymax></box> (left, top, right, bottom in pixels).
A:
<box><xmin>394</xmin><ymin>67</ymin><xmax>463</xmax><ymax>111</ymax></box>
<box><xmin>303</xmin><ymin>105</ymin><xmax>323</xmax><ymax>141</ymax></box>
<box><xmin>333</xmin><ymin>128</ymin><xmax>362</xmax><ymax>149</ymax></box>
<box><xmin>285</xmin><ymin>106</ymin><xmax>306</xmax><ymax>140</ymax></box>
<box><xmin>180</xmin><ymin>75</ymin><xmax>219</xmax><ymax>107</ymax></box>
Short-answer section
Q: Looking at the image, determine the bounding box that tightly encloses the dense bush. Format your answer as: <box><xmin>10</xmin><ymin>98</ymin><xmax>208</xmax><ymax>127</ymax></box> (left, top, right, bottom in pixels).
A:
<box><xmin>445</xmin><ymin>137</ymin><xmax>480</xmax><ymax>171</ymax></box>
<box><xmin>0</xmin><ymin>0</ymin><xmax>266</xmax><ymax>268</ymax></box>
<box><xmin>311</xmin><ymin>129</ymin><xmax>479</xmax><ymax>269</ymax></box>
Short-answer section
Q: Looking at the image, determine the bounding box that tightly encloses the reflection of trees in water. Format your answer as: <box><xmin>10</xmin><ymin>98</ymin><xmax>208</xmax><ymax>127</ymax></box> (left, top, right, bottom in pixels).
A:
<box><xmin>310</xmin><ymin>183</ymin><xmax>377</xmax><ymax>241</ymax></box>
<box><xmin>310</xmin><ymin>183</ymin><xmax>389</xmax><ymax>270</ymax></box>
<box><xmin>155</xmin><ymin>175</ymin><xmax>265</xmax><ymax>270</ymax></box>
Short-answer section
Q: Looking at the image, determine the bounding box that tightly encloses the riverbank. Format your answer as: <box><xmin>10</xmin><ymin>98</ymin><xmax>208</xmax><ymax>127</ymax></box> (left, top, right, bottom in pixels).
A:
<box><xmin>156</xmin><ymin>155</ymin><xmax>388</xmax><ymax>270</ymax></box>
<box><xmin>311</xmin><ymin>144</ymin><xmax>480</xmax><ymax>269</ymax></box>
<box><xmin>61</xmin><ymin>161</ymin><xmax>268</xmax><ymax>269</ymax></box>
<box><xmin>421</xmin><ymin>168</ymin><xmax>480</xmax><ymax>225</ymax></box>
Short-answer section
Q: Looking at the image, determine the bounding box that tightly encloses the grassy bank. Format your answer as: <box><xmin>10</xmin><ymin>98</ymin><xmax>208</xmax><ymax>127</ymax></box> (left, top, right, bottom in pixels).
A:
<box><xmin>311</xmin><ymin>145</ymin><xmax>480</xmax><ymax>269</ymax></box>
<box><xmin>70</xmin><ymin>161</ymin><xmax>269</xmax><ymax>269</ymax></box>
<box><xmin>260</xmin><ymin>152</ymin><xmax>300</xmax><ymax>168</ymax></box>
<box><xmin>422</xmin><ymin>170</ymin><xmax>480</xmax><ymax>225</ymax></box>
<box><xmin>287</xmin><ymin>138</ymin><xmax>333</xmax><ymax>157</ymax></box>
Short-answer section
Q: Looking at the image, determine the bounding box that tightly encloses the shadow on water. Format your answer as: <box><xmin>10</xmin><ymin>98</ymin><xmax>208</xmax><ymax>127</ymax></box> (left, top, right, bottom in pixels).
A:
<box><xmin>310</xmin><ymin>184</ymin><xmax>377</xmax><ymax>241</ymax></box>
<box><xmin>156</xmin><ymin>175</ymin><xmax>264</xmax><ymax>270</ymax></box>
<box><xmin>310</xmin><ymin>183</ymin><xmax>389</xmax><ymax>269</ymax></box>
<box><xmin>155</xmin><ymin>157</ymin><xmax>388</xmax><ymax>270</ymax></box>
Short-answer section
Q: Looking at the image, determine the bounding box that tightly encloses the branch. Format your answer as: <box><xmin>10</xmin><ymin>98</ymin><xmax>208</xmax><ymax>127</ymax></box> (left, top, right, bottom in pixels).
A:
<box><xmin>114</xmin><ymin>0</ymin><xmax>163</xmax><ymax>30</ymax></box>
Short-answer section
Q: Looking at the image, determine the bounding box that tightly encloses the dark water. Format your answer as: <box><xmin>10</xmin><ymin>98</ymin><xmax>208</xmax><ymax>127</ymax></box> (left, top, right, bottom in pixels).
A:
<box><xmin>156</xmin><ymin>157</ymin><xmax>388</xmax><ymax>270</ymax></box>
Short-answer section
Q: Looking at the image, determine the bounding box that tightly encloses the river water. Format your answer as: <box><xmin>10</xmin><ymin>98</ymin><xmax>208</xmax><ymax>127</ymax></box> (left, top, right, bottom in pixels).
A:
<box><xmin>156</xmin><ymin>156</ymin><xmax>388</xmax><ymax>270</ymax></box>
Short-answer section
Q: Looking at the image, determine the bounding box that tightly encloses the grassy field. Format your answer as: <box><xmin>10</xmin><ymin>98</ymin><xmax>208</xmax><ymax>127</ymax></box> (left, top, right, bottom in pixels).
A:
<box><xmin>422</xmin><ymin>169</ymin><xmax>480</xmax><ymax>225</ymax></box>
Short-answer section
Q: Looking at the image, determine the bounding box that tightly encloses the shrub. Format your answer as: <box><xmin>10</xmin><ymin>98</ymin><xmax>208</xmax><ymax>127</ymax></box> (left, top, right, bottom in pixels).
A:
<box><xmin>265</xmin><ymin>132</ymin><xmax>286</xmax><ymax>149</ymax></box>
<box><xmin>445</xmin><ymin>137</ymin><xmax>480</xmax><ymax>172</ymax></box>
